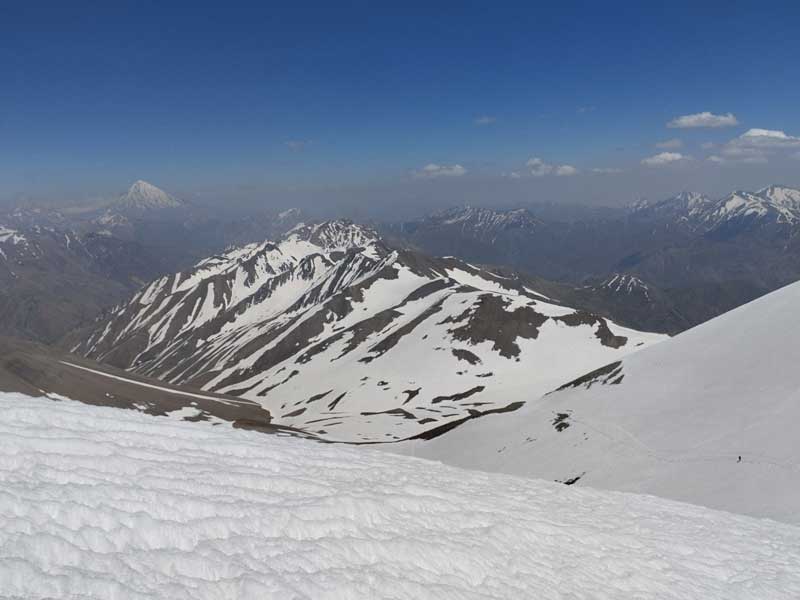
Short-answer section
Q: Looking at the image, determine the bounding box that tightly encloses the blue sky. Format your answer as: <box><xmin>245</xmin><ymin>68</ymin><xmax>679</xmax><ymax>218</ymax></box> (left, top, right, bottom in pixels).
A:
<box><xmin>2</xmin><ymin>1</ymin><xmax>800</xmax><ymax>208</ymax></box>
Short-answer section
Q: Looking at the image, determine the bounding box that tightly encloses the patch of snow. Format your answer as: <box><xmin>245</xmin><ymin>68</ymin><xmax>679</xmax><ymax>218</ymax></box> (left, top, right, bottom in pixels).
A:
<box><xmin>445</xmin><ymin>267</ymin><xmax>519</xmax><ymax>295</ymax></box>
<box><xmin>0</xmin><ymin>225</ymin><xmax>26</xmax><ymax>245</ymax></box>
<box><xmin>166</xmin><ymin>404</ymin><xmax>203</xmax><ymax>419</ymax></box>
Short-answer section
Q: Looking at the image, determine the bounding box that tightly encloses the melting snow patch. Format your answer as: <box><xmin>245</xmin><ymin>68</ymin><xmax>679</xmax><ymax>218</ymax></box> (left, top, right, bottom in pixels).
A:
<box><xmin>166</xmin><ymin>404</ymin><xmax>203</xmax><ymax>419</ymax></box>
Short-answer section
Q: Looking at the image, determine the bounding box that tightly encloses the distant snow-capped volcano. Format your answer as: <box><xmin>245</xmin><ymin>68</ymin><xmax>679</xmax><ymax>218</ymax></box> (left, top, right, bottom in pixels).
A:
<box><xmin>114</xmin><ymin>180</ymin><xmax>184</xmax><ymax>211</ymax></box>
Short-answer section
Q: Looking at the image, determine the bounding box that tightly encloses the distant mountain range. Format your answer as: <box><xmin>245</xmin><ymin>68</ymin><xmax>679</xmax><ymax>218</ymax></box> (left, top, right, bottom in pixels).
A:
<box><xmin>72</xmin><ymin>221</ymin><xmax>665</xmax><ymax>443</ymax></box>
<box><xmin>385</xmin><ymin>185</ymin><xmax>800</xmax><ymax>332</ymax></box>
<box><xmin>0</xmin><ymin>223</ymin><xmax>165</xmax><ymax>341</ymax></box>
<box><xmin>87</xmin><ymin>181</ymin><xmax>308</xmax><ymax>270</ymax></box>
<box><xmin>631</xmin><ymin>185</ymin><xmax>800</xmax><ymax>229</ymax></box>
<box><xmin>4</xmin><ymin>181</ymin><xmax>800</xmax><ymax>343</ymax></box>
<box><xmin>0</xmin><ymin>181</ymin><xmax>306</xmax><ymax>342</ymax></box>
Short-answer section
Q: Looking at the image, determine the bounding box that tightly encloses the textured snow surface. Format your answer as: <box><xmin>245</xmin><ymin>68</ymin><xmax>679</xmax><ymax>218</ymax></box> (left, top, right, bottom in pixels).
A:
<box><xmin>2</xmin><ymin>394</ymin><xmax>800</xmax><ymax>600</ymax></box>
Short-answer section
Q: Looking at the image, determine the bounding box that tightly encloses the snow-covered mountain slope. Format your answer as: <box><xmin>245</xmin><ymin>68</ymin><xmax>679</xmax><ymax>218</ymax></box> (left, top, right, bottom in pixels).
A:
<box><xmin>384</xmin><ymin>205</ymin><xmax>553</xmax><ymax>276</ymax></box>
<box><xmin>0</xmin><ymin>222</ymin><xmax>155</xmax><ymax>277</ymax></box>
<box><xmin>0</xmin><ymin>223</ymin><xmax>42</xmax><ymax>260</ymax></box>
<box><xmin>631</xmin><ymin>185</ymin><xmax>800</xmax><ymax>229</ymax></box>
<box><xmin>75</xmin><ymin>221</ymin><xmax>665</xmax><ymax>443</ymax></box>
<box><xmin>113</xmin><ymin>179</ymin><xmax>185</xmax><ymax>211</ymax></box>
<box><xmin>0</xmin><ymin>224</ymin><xmax>27</xmax><ymax>246</ymax></box>
<box><xmin>760</xmin><ymin>183</ymin><xmax>800</xmax><ymax>209</ymax></box>
<box><xmin>425</xmin><ymin>205</ymin><xmax>542</xmax><ymax>237</ymax></box>
<box><xmin>93</xmin><ymin>211</ymin><xmax>131</xmax><ymax>228</ymax></box>
<box><xmin>0</xmin><ymin>224</ymin><xmax>36</xmax><ymax>266</ymax></box>
<box><xmin>2</xmin><ymin>393</ymin><xmax>799</xmax><ymax>600</ymax></box>
<box><xmin>630</xmin><ymin>191</ymin><xmax>714</xmax><ymax>225</ymax></box>
<box><xmin>2</xmin><ymin>205</ymin><xmax>69</xmax><ymax>229</ymax></box>
<box><xmin>704</xmin><ymin>186</ymin><xmax>800</xmax><ymax>227</ymax></box>
<box><xmin>395</xmin><ymin>279</ymin><xmax>800</xmax><ymax>523</ymax></box>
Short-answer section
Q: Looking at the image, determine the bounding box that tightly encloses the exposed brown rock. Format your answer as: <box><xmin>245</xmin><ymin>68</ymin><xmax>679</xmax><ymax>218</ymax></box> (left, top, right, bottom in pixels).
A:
<box><xmin>446</xmin><ymin>295</ymin><xmax>548</xmax><ymax>358</ymax></box>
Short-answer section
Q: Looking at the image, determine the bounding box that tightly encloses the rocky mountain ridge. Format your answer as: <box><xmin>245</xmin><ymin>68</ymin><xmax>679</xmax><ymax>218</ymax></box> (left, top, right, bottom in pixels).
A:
<box><xmin>74</xmin><ymin>221</ymin><xmax>665</xmax><ymax>442</ymax></box>
<box><xmin>386</xmin><ymin>184</ymin><xmax>800</xmax><ymax>333</ymax></box>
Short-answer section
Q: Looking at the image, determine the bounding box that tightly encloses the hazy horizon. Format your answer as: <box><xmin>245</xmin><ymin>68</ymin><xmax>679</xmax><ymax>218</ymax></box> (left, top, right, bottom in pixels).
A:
<box><xmin>5</xmin><ymin>168</ymin><xmax>800</xmax><ymax>223</ymax></box>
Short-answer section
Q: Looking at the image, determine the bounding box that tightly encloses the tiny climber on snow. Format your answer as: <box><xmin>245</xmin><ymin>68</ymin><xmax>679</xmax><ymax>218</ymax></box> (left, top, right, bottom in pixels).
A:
<box><xmin>738</xmin><ymin>455</ymin><xmax>742</xmax><ymax>463</ymax></box>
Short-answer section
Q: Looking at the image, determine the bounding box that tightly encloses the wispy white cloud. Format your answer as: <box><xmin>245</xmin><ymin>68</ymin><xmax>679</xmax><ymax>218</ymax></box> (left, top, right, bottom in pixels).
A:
<box><xmin>474</xmin><ymin>116</ymin><xmax>497</xmax><ymax>126</ymax></box>
<box><xmin>712</xmin><ymin>128</ymin><xmax>800</xmax><ymax>164</ymax></box>
<box><xmin>555</xmin><ymin>165</ymin><xmax>578</xmax><ymax>176</ymax></box>
<box><xmin>413</xmin><ymin>163</ymin><xmax>467</xmax><ymax>179</ymax></box>
<box><xmin>577</xmin><ymin>106</ymin><xmax>596</xmax><ymax>114</ymax></box>
<box><xmin>525</xmin><ymin>157</ymin><xmax>578</xmax><ymax>177</ymax></box>
<box><xmin>667</xmin><ymin>112</ymin><xmax>738</xmax><ymax>129</ymax></box>
<box><xmin>641</xmin><ymin>152</ymin><xmax>688</xmax><ymax>166</ymax></box>
<box><xmin>591</xmin><ymin>167</ymin><xmax>624</xmax><ymax>174</ymax></box>
<box><xmin>737</xmin><ymin>128</ymin><xmax>800</xmax><ymax>146</ymax></box>
<box><xmin>701</xmin><ymin>142</ymin><xmax>716</xmax><ymax>150</ymax></box>
<box><xmin>656</xmin><ymin>138</ymin><xmax>682</xmax><ymax>150</ymax></box>
<box><xmin>707</xmin><ymin>153</ymin><xmax>767</xmax><ymax>165</ymax></box>
<box><xmin>526</xmin><ymin>158</ymin><xmax>552</xmax><ymax>176</ymax></box>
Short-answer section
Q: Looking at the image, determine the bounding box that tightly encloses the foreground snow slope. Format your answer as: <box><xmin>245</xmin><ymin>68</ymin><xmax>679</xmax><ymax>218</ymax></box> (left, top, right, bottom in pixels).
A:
<box><xmin>395</xmin><ymin>279</ymin><xmax>800</xmax><ymax>523</ymax></box>
<box><xmin>1</xmin><ymin>394</ymin><xmax>799</xmax><ymax>599</ymax></box>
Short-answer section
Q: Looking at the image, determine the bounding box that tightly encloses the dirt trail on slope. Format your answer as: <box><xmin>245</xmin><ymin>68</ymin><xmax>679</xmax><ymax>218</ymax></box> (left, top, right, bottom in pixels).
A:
<box><xmin>0</xmin><ymin>336</ymin><xmax>306</xmax><ymax>437</ymax></box>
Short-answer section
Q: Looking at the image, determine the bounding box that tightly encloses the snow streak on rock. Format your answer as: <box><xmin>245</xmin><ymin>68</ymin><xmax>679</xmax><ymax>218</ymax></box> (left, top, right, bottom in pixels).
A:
<box><xmin>1</xmin><ymin>393</ymin><xmax>799</xmax><ymax>600</ymax></box>
<box><xmin>597</xmin><ymin>274</ymin><xmax>651</xmax><ymax>301</ymax></box>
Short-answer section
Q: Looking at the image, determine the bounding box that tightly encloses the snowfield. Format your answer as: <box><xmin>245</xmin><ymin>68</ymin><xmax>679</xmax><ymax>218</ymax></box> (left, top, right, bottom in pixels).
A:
<box><xmin>394</xmin><ymin>278</ymin><xmax>800</xmax><ymax>523</ymax></box>
<box><xmin>1</xmin><ymin>394</ymin><xmax>800</xmax><ymax>599</ymax></box>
